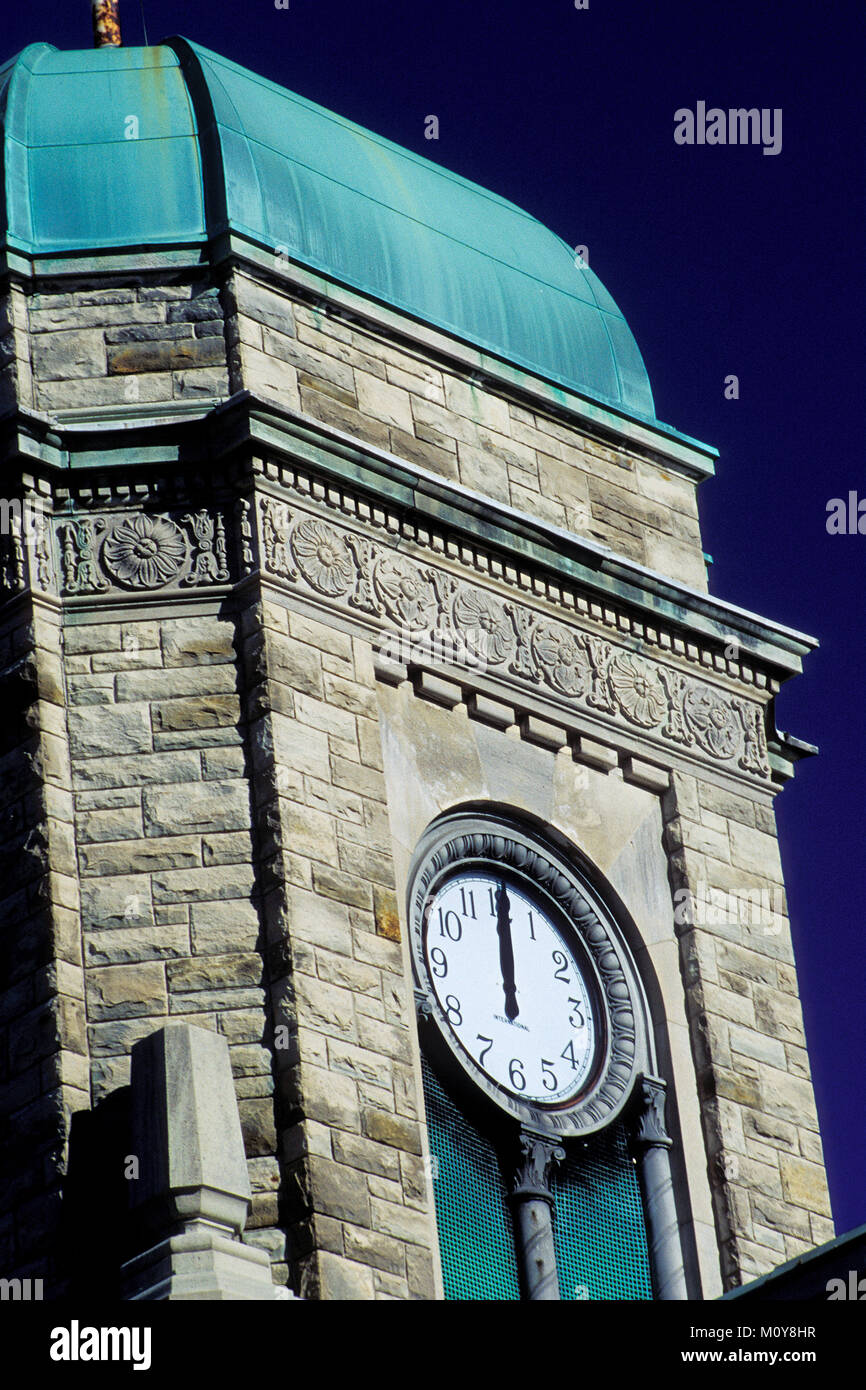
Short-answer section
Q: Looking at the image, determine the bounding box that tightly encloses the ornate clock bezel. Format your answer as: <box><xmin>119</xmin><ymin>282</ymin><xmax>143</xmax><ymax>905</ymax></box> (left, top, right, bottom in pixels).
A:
<box><xmin>409</xmin><ymin>813</ymin><xmax>642</xmax><ymax>1139</ymax></box>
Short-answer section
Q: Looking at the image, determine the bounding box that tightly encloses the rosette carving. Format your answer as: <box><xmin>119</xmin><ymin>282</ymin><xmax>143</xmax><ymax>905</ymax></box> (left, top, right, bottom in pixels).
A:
<box><xmin>291</xmin><ymin>517</ymin><xmax>355</xmax><ymax>597</ymax></box>
<box><xmin>452</xmin><ymin>585</ymin><xmax>514</xmax><ymax>666</ymax></box>
<box><xmin>103</xmin><ymin>515</ymin><xmax>187</xmax><ymax>590</ymax></box>
<box><xmin>683</xmin><ymin>684</ymin><xmax>739</xmax><ymax>759</ymax></box>
<box><xmin>374</xmin><ymin>553</ymin><xmax>438</xmax><ymax>635</ymax></box>
<box><xmin>610</xmin><ymin>652</ymin><xmax>667</xmax><ymax>728</ymax></box>
<box><xmin>532</xmin><ymin>621</ymin><xmax>591</xmax><ymax>697</ymax></box>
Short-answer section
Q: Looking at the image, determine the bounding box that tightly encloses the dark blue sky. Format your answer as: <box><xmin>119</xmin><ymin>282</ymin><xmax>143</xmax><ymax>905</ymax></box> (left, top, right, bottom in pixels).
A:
<box><xmin>8</xmin><ymin>1</ymin><xmax>865</xmax><ymax>1236</ymax></box>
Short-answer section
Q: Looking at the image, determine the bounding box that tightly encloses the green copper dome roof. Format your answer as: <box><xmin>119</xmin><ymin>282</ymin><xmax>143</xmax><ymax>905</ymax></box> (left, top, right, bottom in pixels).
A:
<box><xmin>0</xmin><ymin>37</ymin><xmax>656</xmax><ymax>420</ymax></box>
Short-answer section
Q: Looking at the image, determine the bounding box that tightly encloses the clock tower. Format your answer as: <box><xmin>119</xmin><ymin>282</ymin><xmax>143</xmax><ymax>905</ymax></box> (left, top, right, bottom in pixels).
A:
<box><xmin>0</xmin><ymin>35</ymin><xmax>832</xmax><ymax>1301</ymax></box>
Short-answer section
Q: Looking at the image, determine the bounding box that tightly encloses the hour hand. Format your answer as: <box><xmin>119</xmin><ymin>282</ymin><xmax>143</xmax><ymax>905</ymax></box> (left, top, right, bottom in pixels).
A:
<box><xmin>495</xmin><ymin>883</ymin><xmax>519</xmax><ymax>1021</ymax></box>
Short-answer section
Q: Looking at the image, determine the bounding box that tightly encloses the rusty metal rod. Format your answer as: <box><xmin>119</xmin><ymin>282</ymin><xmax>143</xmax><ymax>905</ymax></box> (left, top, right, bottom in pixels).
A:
<box><xmin>92</xmin><ymin>0</ymin><xmax>122</xmax><ymax>48</ymax></box>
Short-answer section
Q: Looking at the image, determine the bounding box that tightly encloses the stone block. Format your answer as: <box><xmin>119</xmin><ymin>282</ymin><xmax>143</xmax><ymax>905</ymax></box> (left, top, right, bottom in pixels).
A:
<box><xmin>456</xmin><ymin>442</ymin><xmax>510</xmax><ymax>504</ymax></box>
<box><xmin>332</xmin><ymin>1131</ymin><xmax>401</xmax><ymax>1180</ymax></box>
<box><xmin>520</xmin><ymin>714</ymin><xmax>567</xmax><ymax>750</ymax></box>
<box><xmin>142</xmin><ymin>781</ymin><xmax>249</xmax><ymax>837</ymax></box>
<box><xmin>779</xmin><ymin>1154</ymin><xmax>832</xmax><ymax>1217</ymax></box>
<box><xmin>161</xmin><ymin>620</ymin><xmax>236</xmax><ymax>667</ymax></box>
<box><xmin>315</xmin><ymin>1251</ymin><xmax>375</xmax><ymax>1300</ymax></box>
<box><xmin>621</xmin><ymin>756</ymin><xmax>670</xmax><ymax>793</ymax></box>
<box><xmin>363</xmin><ymin>1108</ymin><xmax>421</xmax><ymax>1155</ymax></box>
<box><xmin>32</xmin><ymin>329</ymin><xmax>106</xmax><ymax>381</ymax></box>
<box><xmin>729</xmin><ymin>822</ymin><xmax>784</xmax><ymax>882</ymax></box>
<box><xmin>72</xmin><ymin>749</ymin><xmax>201</xmax><ymax>791</ymax></box>
<box><xmin>79</xmin><ymin>836</ymin><xmax>201</xmax><ymax>876</ymax></box>
<box><xmin>574</xmin><ymin>736</ymin><xmax>618</xmax><ymax>772</ymax></box>
<box><xmin>68</xmin><ymin>703</ymin><xmax>152</xmax><ymax>758</ymax></box>
<box><xmin>84</xmin><ymin>925</ymin><xmax>190</xmax><ymax>967</ymax></box>
<box><xmin>299</xmin><ymin>1062</ymin><xmax>360</xmax><ymax>1131</ymax></box>
<box><xmin>466</xmin><ymin>692</ymin><xmax>515</xmax><ymax>729</ymax></box>
<box><xmin>369</xmin><ymin>1196</ymin><xmax>430</xmax><ymax>1246</ymax></box>
<box><xmin>343</xmin><ymin>1223</ymin><xmax>406</xmax><ymax>1275</ymax></box>
<box><xmin>80</xmin><ymin>875</ymin><xmax>154</xmax><ymax>930</ymax></box>
<box><xmin>167</xmin><ymin>954</ymin><xmax>262</xmax><ymax>994</ymax></box>
<box><xmin>152</xmin><ymin>695</ymin><xmax>238</xmax><ymax>733</ymax></box>
<box><xmin>355</xmin><ymin>370</ymin><xmax>413</xmax><ymax>432</ymax></box>
<box><xmin>86</xmin><ymin>963</ymin><xmax>168</xmax><ymax>1021</ymax></box>
<box><xmin>151</xmin><ymin>864</ymin><xmax>255</xmax><ymax>904</ymax></box>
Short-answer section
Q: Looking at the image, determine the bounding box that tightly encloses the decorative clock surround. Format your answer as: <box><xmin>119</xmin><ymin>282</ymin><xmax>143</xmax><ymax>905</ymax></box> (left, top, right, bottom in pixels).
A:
<box><xmin>409</xmin><ymin>815</ymin><xmax>648</xmax><ymax>1139</ymax></box>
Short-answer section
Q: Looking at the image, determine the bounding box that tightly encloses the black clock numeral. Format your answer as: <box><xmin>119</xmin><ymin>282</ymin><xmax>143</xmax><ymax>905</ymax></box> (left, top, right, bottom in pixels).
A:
<box><xmin>560</xmin><ymin>1039</ymin><xmax>581</xmax><ymax>1071</ymax></box>
<box><xmin>459</xmin><ymin>886</ymin><xmax>476</xmax><ymax>919</ymax></box>
<box><xmin>527</xmin><ymin>910</ymin><xmax>536</xmax><ymax>941</ymax></box>
<box><xmin>488</xmin><ymin>886</ymin><xmax>496</xmax><ymax>916</ymax></box>
<box><xmin>552</xmin><ymin>950</ymin><xmax>570</xmax><ymax>982</ymax></box>
<box><xmin>444</xmin><ymin>995</ymin><xmax>462</xmax><ymax>1026</ymax></box>
<box><xmin>430</xmin><ymin>948</ymin><xmax>448</xmax><ymax>978</ymax></box>
<box><xmin>438</xmin><ymin>908</ymin><xmax>463</xmax><ymax>941</ymax></box>
<box><xmin>567</xmin><ymin>997</ymin><xmax>585</xmax><ymax>1029</ymax></box>
<box><xmin>540</xmin><ymin>1059</ymin><xmax>558</xmax><ymax>1091</ymax></box>
<box><xmin>509</xmin><ymin>1058</ymin><xmax>526</xmax><ymax>1091</ymax></box>
<box><xmin>476</xmin><ymin>1034</ymin><xmax>493</xmax><ymax>1066</ymax></box>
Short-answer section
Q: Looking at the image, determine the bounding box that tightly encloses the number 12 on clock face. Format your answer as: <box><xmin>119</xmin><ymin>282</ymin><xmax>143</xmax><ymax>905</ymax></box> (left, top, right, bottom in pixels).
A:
<box><xmin>423</xmin><ymin>871</ymin><xmax>597</xmax><ymax>1106</ymax></box>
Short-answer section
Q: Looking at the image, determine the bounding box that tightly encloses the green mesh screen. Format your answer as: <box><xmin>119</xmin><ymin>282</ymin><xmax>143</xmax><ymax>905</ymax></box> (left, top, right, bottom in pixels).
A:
<box><xmin>422</xmin><ymin>1054</ymin><xmax>653</xmax><ymax>1301</ymax></box>
<box><xmin>421</xmin><ymin>1056</ymin><xmax>520</xmax><ymax>1300</ymax></box>
<box><xmin>552</xmin><ymin>1123</ymin><xmax>652</xmax><ymax>1300</ymax></box>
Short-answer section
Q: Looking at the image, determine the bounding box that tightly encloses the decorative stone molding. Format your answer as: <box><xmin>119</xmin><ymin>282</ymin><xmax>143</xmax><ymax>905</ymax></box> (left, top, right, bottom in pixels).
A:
<box><xmin>259</xmin><ymin>496</ymin><xmax>773</xmax><ymax>782</ymax></box>
<box><xmin>54</xmin><ymin>508</ymin><xmax>235</xmax><ymax>596</ymax></box>
<box><xmin>255</xmin><ymin>456</ymin><xmax>781</xmax><ymax>695</ymax></box>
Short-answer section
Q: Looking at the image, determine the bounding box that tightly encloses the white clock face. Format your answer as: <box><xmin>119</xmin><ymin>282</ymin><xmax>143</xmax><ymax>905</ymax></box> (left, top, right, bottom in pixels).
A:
<box><xmin>422</xmin><ymin>870</ymin><xmax>599</xmax><ymax>1106</ymax></box>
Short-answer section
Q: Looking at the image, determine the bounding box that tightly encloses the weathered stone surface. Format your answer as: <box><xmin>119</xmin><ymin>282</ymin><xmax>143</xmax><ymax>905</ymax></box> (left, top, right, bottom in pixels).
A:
<box><xmin>32</xmin><ymin>329</ymin><xmax>106</xmax><ymax>380</ymax></box>
<box><xmin>68</xmin><ymin>704</ymin><xmax>152</xmax><ymax>758</ymax></box>
<box><xmin>78</xmin><ymin>836</ymin><xmax>201</xmax><ymax>876</ymax></box>
<box><xmin>85</xmin><ymin>963</ymin><xmax>168</xmax><ymax>1021</ymax></box>
<box><xmin>362</xmin><ymin>1108</ymin><xmax>421</xmax><ymax>1155</ymax></box>
<box><xmin>152</xmin><ymin>694</ymin><xmax>238</xmax><ymax>733</ymax></box>
<box><xmin>167</xmin><ymin>954</ymin><xmax>262</xmax><ymax>993</ymax></box>
<box><xmin>83</xmin><ymin>925</ymin><xmax>189</xmax><ymax>966</ymax></box>
<box><xmin>142</xmin><ymin>781</ymin><xmax>249</xmax><ymax>837</ymax></box>
<box><xmin>779</xmin><ymin>1154</ymin><xmax>832</xmax><ymax>1217</ymax></box>
<box><xmin>308</xmin><ymin>1157</ymin><xmax>370</xmax><ymax>1225</ymax></box>
<box><xmin>343</xmin><ymin>1223</ymin><xmax>406</xmax><ymax>1275</ymax></box>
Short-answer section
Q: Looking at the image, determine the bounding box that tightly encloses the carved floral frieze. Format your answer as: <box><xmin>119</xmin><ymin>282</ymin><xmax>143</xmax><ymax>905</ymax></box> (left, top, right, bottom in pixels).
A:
<box><xmin>54</xmin><ymin>509</ymin><xmax>231</xmax><ymax>595</ymax></box>
<box><xmin>258</xmin><ymin>495</ymin><xmax>772</xmax><ymax>779</ymax></box>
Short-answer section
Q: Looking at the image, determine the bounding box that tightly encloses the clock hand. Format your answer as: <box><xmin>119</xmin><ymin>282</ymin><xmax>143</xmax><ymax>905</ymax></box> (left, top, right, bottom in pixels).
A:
<box><xmin>495</xmin><ymin>882</ymin><xmax>519</xmax><ymax>1021</ymax></box>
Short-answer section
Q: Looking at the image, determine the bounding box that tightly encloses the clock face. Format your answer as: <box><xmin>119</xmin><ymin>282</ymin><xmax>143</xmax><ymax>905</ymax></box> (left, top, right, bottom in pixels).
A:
<box><xmin>421</xmin><ymin>870</ymin><xmax>600</xmax><ymax>1107</ymax></box>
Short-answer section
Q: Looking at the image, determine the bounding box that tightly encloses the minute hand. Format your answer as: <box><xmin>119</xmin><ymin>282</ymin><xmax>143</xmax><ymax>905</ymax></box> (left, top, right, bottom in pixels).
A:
<box><xmin>495</xmin><ymin>883</ymin><xmax>519</xmax><ymax>1021</ymax></box>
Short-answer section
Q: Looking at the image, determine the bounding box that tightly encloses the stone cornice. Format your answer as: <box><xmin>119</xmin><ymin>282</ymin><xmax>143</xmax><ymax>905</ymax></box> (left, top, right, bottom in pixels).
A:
<box><xmin>0</xmin><ymin>395</ymin><xmax>815</xmax><ymax>784</ymax></box>
<box><xmin>0</xmin><ymin>396</ymin><xmax>812</xmax><ymax>679</ymax></box>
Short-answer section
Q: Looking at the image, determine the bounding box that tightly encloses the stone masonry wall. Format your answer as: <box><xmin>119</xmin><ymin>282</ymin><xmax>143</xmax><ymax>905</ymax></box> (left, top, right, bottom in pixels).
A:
<box><xmin>663</xmin><ymin>770</ymin><xmax>833</xmax><ymax>1287</ymax></box>
<box><xmin>14</xmin><ymin>267</ymin><xmax>705</xmax><ymax>590</ymax></box>
<box><xmin>59</xmin><ymin>594</ymin><xmax>437</xmax><ymax>1299</ymax></box>
<box><xmin>64</xmin><ymin>610</ymin><xmax>285</xmax><ymax>1281</ymax></box>
<box><xmin>225</xmin><ymin>268</ymin><xmax>709</xmax><ymax>591</ymax></box>
<box><xmin>0</xmin><ymin>597</ymin><xmax>88</xmax><ymax>1294</ymax></box>
<box><xmin>241</xmin><ymin>591</ymin><xmax>438</xmax><ymax>1299</ymax></box>
<box><xmin>20</xmin><ymin>277</ymin><xmax>229</xmax><ymax>415</ymax></box>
